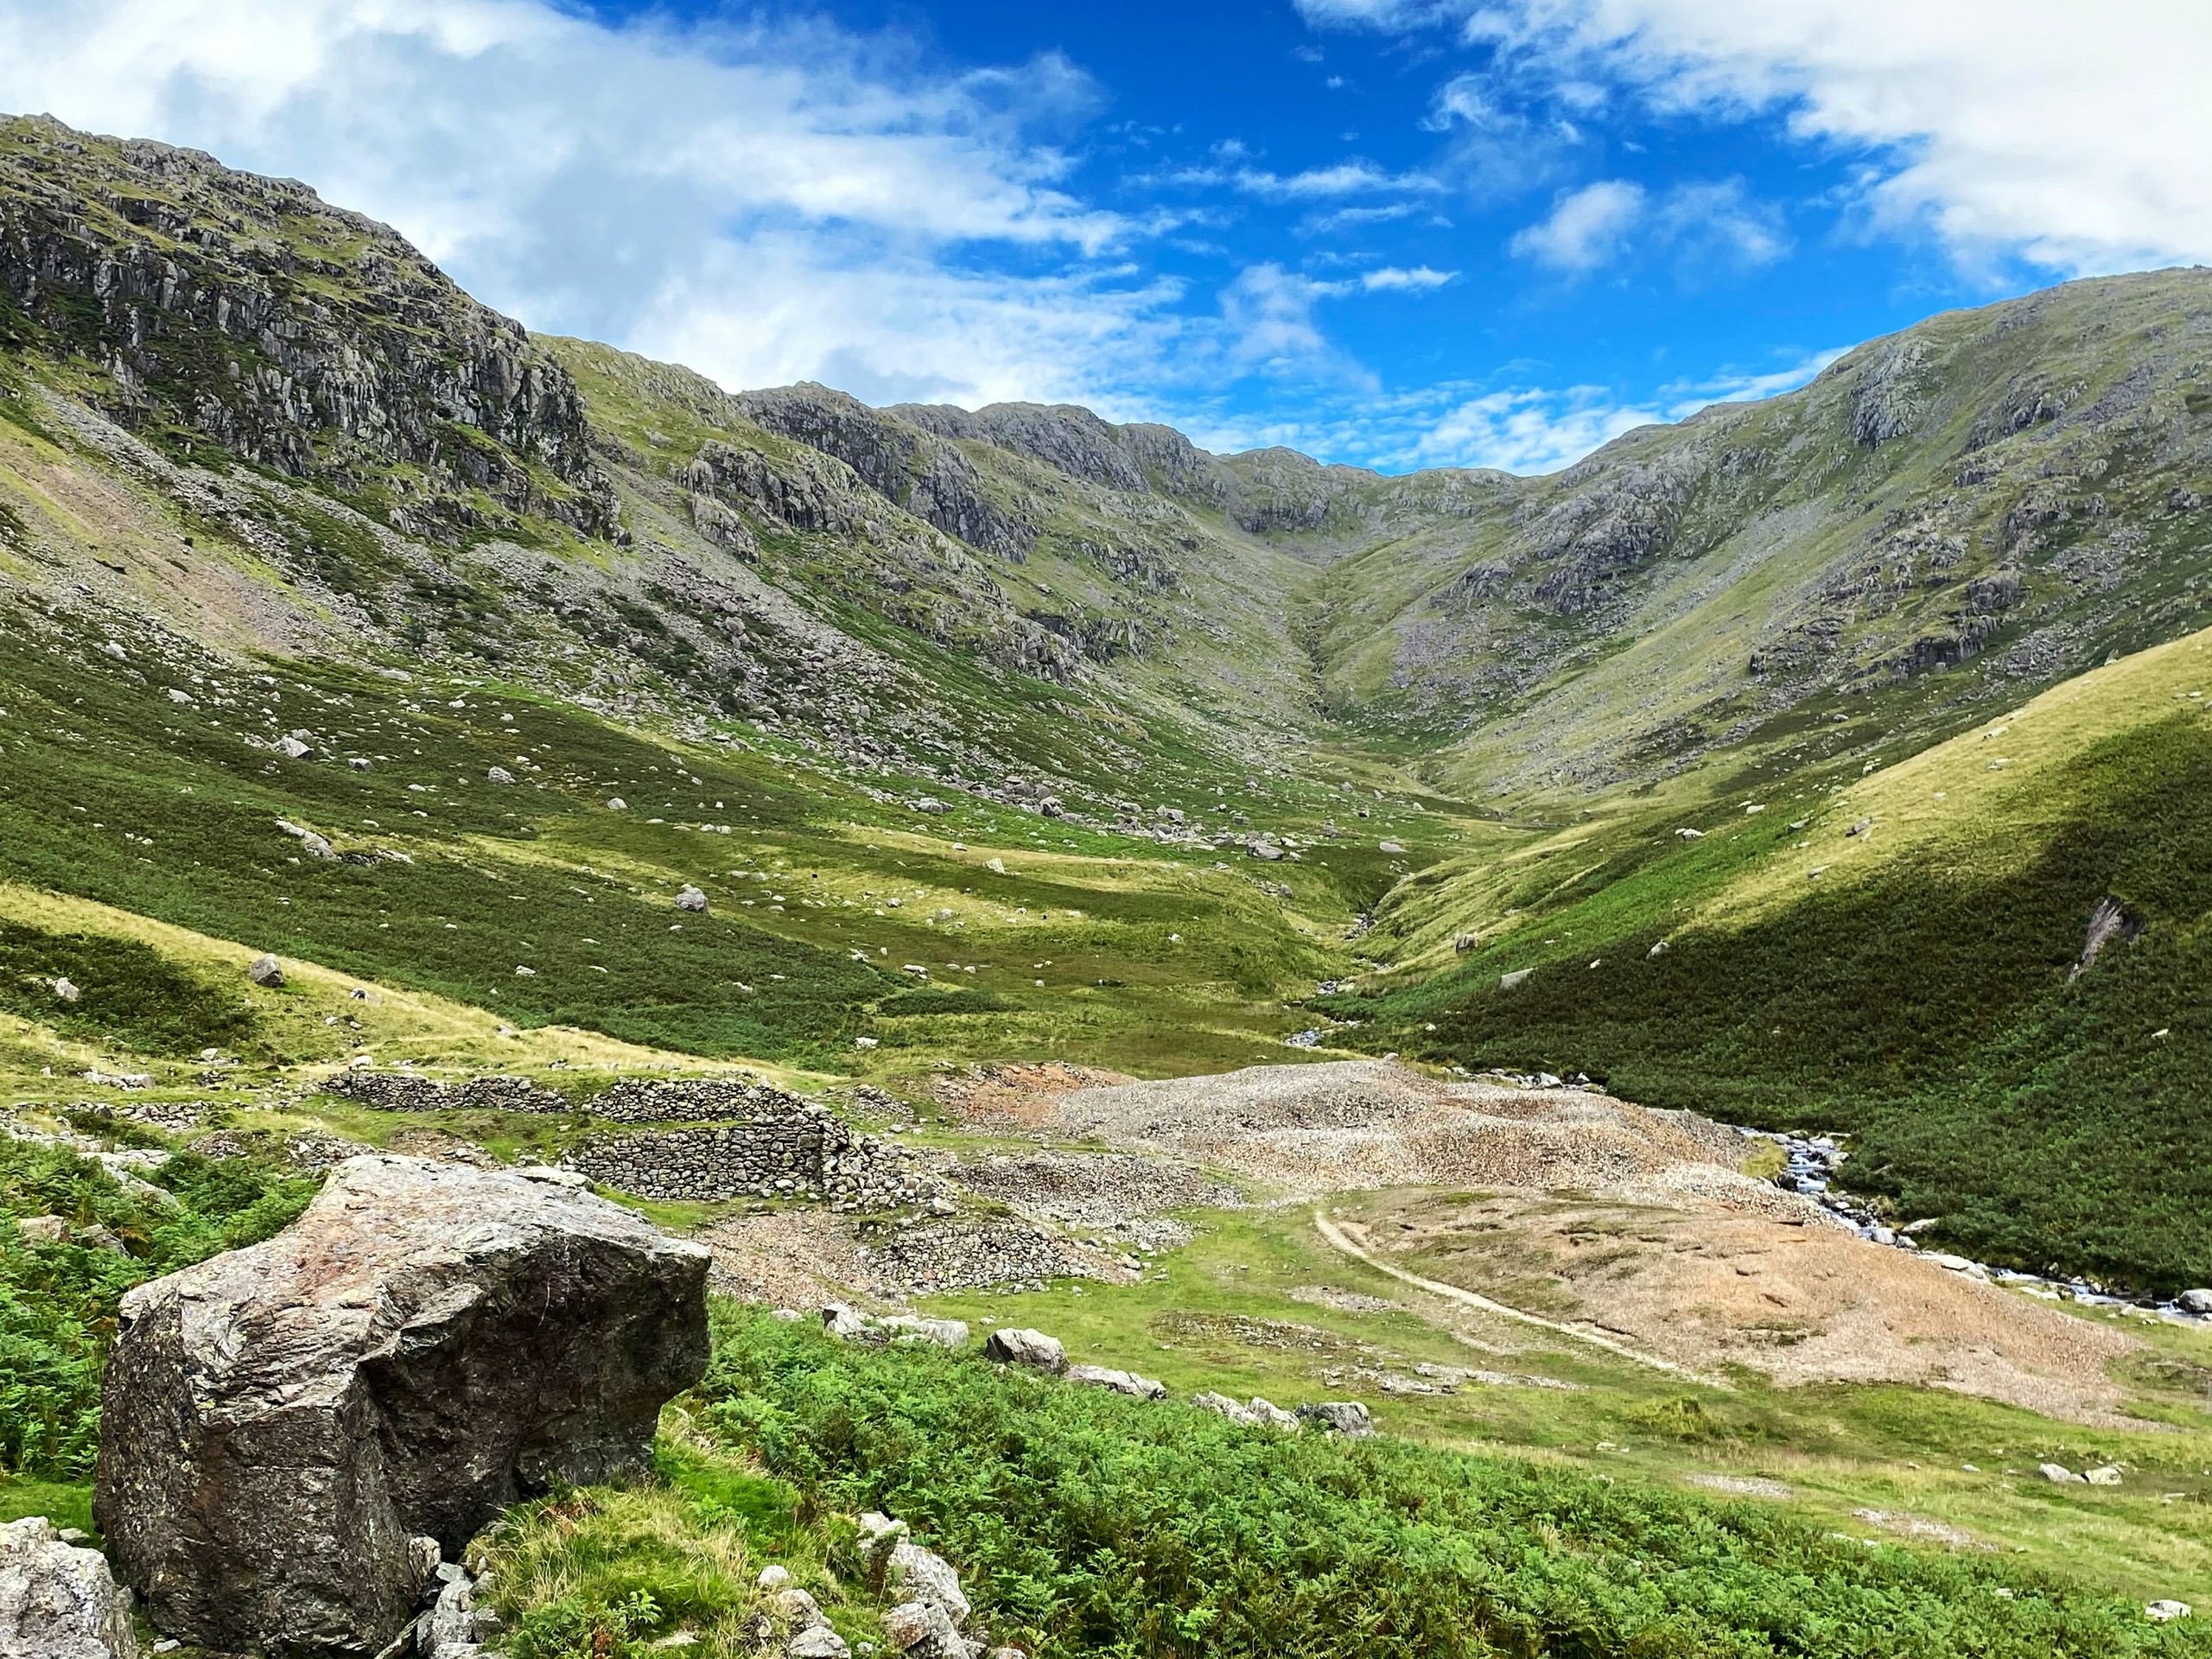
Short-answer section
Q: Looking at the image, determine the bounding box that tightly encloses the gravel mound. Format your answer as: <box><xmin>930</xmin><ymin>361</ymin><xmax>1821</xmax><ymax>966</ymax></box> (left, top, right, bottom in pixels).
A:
<box><xmin>1058</xmin><ymin>1061</ymin><xmax>1752</xmax><ymax>1194</ymax></box>
<box><xmin>947</xmin><ymin>1152</ymin><xmax>1243</xmax><ymax>1226</ymax></box>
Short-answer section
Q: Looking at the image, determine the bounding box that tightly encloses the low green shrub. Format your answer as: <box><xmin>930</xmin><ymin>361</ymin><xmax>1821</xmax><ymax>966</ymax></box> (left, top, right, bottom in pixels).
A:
<box><xmin>697</xmin><ymin>1305</ymin><xmax>2207</xmax><ymax>1659</ymax></box>
<box><xmin>0</xmin><ymin>1135</ymin><xmax>315</xmax><ymax>1478</ymax></box>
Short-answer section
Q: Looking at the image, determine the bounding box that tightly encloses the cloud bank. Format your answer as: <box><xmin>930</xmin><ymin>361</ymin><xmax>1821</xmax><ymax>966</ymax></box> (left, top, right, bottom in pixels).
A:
<box><xmin>1300</xmin><ymin>0</ymin><xmax>2212</xmax><ymax>274</ymax></box>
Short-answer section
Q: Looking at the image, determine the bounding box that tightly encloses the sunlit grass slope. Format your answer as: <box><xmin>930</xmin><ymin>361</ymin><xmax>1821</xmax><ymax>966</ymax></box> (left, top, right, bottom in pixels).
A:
<box><xmin>1338</xmin><ymin>625</ymin><xmax>2212</xmax><ymax>1288</ymax></box>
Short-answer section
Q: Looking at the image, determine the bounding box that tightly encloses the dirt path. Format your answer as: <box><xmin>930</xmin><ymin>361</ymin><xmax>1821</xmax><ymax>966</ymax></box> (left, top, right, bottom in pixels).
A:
<box><xmin>1312</xmin><ymin>1209</ymin><xmax>1708</xmax><ymax>1382</ymax></box>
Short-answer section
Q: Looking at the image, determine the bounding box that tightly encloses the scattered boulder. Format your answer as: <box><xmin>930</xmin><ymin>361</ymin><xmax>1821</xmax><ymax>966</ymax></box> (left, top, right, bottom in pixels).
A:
<box><xmin>1646</xmin><ymin>939</ymin><xmax>1669</xmax><ymax>959</ymax></box>
<box><xmin>0</xmin><ymin>1515</ymin><xmax>137</xmax><ymax>1659</ymax></box>
<box><xmin>985</xmin><ymin>857</ymin><xmax>1007</xmax><ymax>875</ymax></box>
<box><xmin>2085</xmin><ymin>1465</ymin><xmax>2123</xmax><ymax>1486</ymax></box>
<box><xmin>757</xmin><ymin>1566</ymin><xmax>792</xmax><ymax>1591</ymax></box>
<box><xmin>790</xmin><ymin>1626</ymin><xmax>852</xmax><ymax>1658</ymax></box>
<box><xmin>16</xmin><ymin>1215</ymin><xmax>69</xmax><ymax>1245</ymax></box>
<box><xmin>245</xmin><ymin>952</ymin><xmax>284</xmax><ymax>988</ymax></box>
<box><xmin>607</xmin><ymin>797</ymin><xmax>627</xmax><ymax>810</ymax></box>
<box><xmin>855</xmin><ymin>1512</ymin><xmax>910</xmax><ymax>1573</ymax></box>
<box><xmin>1245</xmin><ymin>841</ymin><xmax>1285</xmax><ymax>861</ymax></box>
<box><xmin>1499</xmin><ymin>969</ymin><xmax>1531</xmax><ymax>989</ymax></box>
<box><xmin>1297</xmin><ymin>1401</ymin><xmax>1376</xmax><ymax>1438</ymax></box>
<box><xmin>2179</xmin><ymin>1288</ymin><xmax>2212</xmax><ymax>1315</ymax></box>
<box><xmin>2038</xmin><ymin>1462</ymin><xmax>2085</xmax><ymax>1484</ymax></box>
<box><xmin>2149</xmin><ymin>1599</ymin><xmax>2193</xmax><ymax>1622</ymax></box>
<box><xmin>1452</xmin><ymin>933</ymin><xmax>1477</xmax><ymax>955</ymax></box>
<box><xmin>1377</xmin><ymin>841</ymin><xmax>1406</xmax><ymax>855</ymax></box>
<box><xmin>275</xmin><ymin>735</ymin><xmax>315</xmax><ymax>760</ymax></box>
<box><xmin>1192</xmin><ymin>1389</ymin><xmax>1254</xmax><ymax>1424</ymax></box>
<box><xmin>1066</xmin><ymin>1364</ymin><xmax>1166</xmax><ymax>1401</ymax></box>
<box><xmin>887</xmin><ymin>1539</ymin><xmax>970</xmax><ymax>1626</ymax></box>
<box><xmin>94</xmin><ymin>1155</ymin><xmax>711</xmax><ymax>1659</ymax></box>
<box><xmin>2072</xmin><ymin>895</ymin><xmax>2144</xmax><ymax>979</ymax></box>
<box><xmin>348</xmin><ymin>758</ymin><xmax>372</xmax><ymax>772</ymax></box>
<box><xmin>982</xmin><ymin>1327</ymin><xmax>1066</xmax><ymax>1373</ymax></box>
<box><xmin>775</xmin><ymin>1586</ymin><xmax>830</xmax><ymax>1629</ymax></box>
<box><xmin>881</xmin><ymin>1599</ymin><xmax>962</xmax><ymax>1657</ymax></box>
<box><xmin>820</xmin><ymin>1305</ymin><xmax>968</xmax><ymax>1350</ymax></box>
<box><xmin>486</xmin><ymin>766</ymin><xmax>517</xmax><ymax>785</ymax></box>
<box><xmin>1192</xmin><ymin>1393</ymin><xmax>1300</xmax><ymax>1431</ymax></box>
<box><xmin>52</xmin><ymin>976</ymin><xmax>80</xmax><ymax>1003</ymax></box>
<box><xmin>675</xmin><ymin>884</ymin><xmax>709</xmax><ymax>913</ymax></box>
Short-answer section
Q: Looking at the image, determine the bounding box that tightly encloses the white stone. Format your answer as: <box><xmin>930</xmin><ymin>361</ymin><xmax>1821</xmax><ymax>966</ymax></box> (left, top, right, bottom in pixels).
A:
<box><xmin>0</xmin><ymin>1515</ymin><xmax>137</xmax><ymax>1658</ymax></box>
<box><xmin>888</xmin><ymin>1539</ymin><xmax>969</xmax><ymax>1626</ymax></box>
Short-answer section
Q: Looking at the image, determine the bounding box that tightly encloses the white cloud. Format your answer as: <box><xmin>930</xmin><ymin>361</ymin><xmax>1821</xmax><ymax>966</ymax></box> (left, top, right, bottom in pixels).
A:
<box><xmin>1301</xmin><ymin>0</ymin><xmax>2212</xmax><ymax>274</ymax></box>
<box><xmin>1189</xmin><ymin>378</ymin><xmax>1663</xmax><ymax>474</ymax></box>
<box><xmin>1510</xmin><ymin>179</ymin><xmax>1646</xmax><ymax>269</ymax></box>
<box><xmin>1510</xmin><ymin>175</ymin><xmax>1786</xmax><ymax>274</ymax></box>
<box><xmin>0</xmin><ymin>0</ymin><xmax>1171</xmax><ymax>406</ymax></box>
<box><xmin>1665</xmin><ymin>347</ymin><xmax>1847</xmax><ymax>412</ymax></box>
<box><xmin>1403</xmin><ymin>386</ymin><xmax>1661</xmax><ymax>471</ymax></box>
<box><xmin>1359</xmin><ymin>264</ymin><xmax>1457</xmax><ymax>291</ymax></box>
<box><xmin>1233</xmin><ymin>160</ymin><xmax>1444</xmax><ymax>200</ymax></box>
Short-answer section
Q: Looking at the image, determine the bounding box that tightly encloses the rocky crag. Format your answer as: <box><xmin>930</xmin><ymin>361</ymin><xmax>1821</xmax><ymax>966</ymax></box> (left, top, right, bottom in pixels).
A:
<box><xmin>10</xmin><ymin>115</ymin><xmax>2212</xmax><ymax>814</ymax></box>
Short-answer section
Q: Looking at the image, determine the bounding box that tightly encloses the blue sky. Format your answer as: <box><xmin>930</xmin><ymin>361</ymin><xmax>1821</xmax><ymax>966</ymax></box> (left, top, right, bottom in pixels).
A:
<box><xmin>3</xmin><ymin>0</ymin><xmax>2211</xmax><ymax>472</ymax></box>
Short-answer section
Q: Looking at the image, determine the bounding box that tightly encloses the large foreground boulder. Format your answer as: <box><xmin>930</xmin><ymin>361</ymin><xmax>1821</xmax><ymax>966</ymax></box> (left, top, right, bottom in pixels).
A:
<box><xmin>94</xmin><ymin>1155</ymin><xmax>711</xmax><ymax>1658</ymax></box>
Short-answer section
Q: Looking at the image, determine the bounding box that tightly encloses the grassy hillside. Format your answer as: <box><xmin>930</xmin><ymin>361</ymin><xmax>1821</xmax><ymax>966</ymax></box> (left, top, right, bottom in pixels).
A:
<box><xmin>1339</xmin><ymin>625</ymin><xmax>2212</xmax><ymax>1288</ymax></box>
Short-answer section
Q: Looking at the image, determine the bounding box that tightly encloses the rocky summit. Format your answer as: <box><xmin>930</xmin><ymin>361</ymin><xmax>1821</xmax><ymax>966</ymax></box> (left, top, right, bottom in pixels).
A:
<box><xmin>93</xmin><ymin>1156</ymin><xmax>709</xmax><ymax>1657</ymax></box>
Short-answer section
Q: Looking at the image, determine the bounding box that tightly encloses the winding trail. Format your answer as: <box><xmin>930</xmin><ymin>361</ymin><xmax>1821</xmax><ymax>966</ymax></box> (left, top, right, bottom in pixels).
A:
<box><xmin>1310</xmin><ymin>1208</ymin><xmax>1712</xmax><ymax>1383</ymax></box>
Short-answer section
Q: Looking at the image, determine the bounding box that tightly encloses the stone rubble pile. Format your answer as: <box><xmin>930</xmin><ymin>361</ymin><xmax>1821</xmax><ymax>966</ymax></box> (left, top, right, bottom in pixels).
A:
<box><xmin>848</xmin><ymin>1511</ymin><xmax>1027</xmax><ymax>1659</ymax></box>
<box><xmin>860</xmin><ymin>1217</ymin><xmax>1132</xmax><ymax>1294</ymax></box>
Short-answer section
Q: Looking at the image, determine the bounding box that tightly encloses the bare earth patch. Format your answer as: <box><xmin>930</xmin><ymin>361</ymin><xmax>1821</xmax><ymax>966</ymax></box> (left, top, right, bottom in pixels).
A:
<box><xmin>1052</xmin><ymin>1059</ymin><xmax>2141</xmax><ymax>1422</ymax></box>
<box><xmin>937</xmin><ymin>1061</ymin><xmax>1135</xmax><ymax>1127</ymax></box>
<box><xmin>1344</xmin><ymin>1191</ymin><xmax>2139</xmax><ymax>1423</ymax></box>
<box><xmin>697</xmin><ymin>1209</ymin><xmax>899</xmax><ymax>1310</ymax></box>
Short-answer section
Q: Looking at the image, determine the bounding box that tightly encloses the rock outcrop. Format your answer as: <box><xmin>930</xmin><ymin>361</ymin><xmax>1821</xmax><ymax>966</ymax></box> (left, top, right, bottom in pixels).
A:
<box><xmin>0</xmin><ymin>115</ymin><xmax>620</xmax><ymax>542</ymax></box>
<box><xmin>0</xmin><ymin>1516</ymin><xmax>137</xmax><ymax>1659</ymax></box>
<box><xmin>94</xmin><ymin>1155</ymin><xmax>710</xmax><ymax>1658</ymax></box>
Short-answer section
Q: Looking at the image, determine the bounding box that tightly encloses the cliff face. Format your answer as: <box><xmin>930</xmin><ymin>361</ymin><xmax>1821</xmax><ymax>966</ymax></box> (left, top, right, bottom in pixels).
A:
<box><xmin>0</xmin><ymin>115</ymin><xmax>619</xmax><ymax>542</ymax></box>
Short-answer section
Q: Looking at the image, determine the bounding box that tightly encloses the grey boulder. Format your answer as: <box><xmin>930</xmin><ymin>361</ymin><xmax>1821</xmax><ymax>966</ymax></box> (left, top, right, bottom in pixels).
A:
<box><xmin>2179</xmin><ymin>1288</ymin><xmax>2212</xmax><ymax>1315</ymax></box>
<box><xmin>887</xmin><ymin>1539</ymin><xmax>969</xmax><ymax>1626</ymax></box>
<box><xmin>1298</xmin><ymin>1400</ymin><xmax>1376</xmax><ymax>1438</ymax></box>
<box><xmin>1066</xmin><ymin>1363</ymin><xmax>1166</xmax><ymax>1401</ymax></box>
<box><xmin>982</xmin><ymin>1327</ymin><xmax>1065</xmax><ymax>1373</ymax></box>
<box><xmin>95</xmin><ymin>1155</ymin><xmax>710</xmax><ymax>1659</ymax></box>
<box><xmin>675</xmin><ymin>884</ymin><xmax>709</xmax><ymax>913</ymax></box>
<box><xmin>820</xmin><ymin>1306</ymin><xmax>966</xmax><ymax>1349</ymax></box>
<box><xmin>0</xmin><ymin>1516</ymin><xmax>137</xmax><ymax>1658</ymax></box>
<box><xmin>246</xmin><ymin>952</ymin><xmax>285</xmax><ymax>988</ymax></box>
<box><xmin>880</xmin><ymin>1598</ymin><xmax>963</xmax><ymax>1657</ymax></box>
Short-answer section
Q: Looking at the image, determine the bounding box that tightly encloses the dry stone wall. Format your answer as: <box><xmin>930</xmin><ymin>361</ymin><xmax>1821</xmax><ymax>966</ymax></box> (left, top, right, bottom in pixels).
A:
<box><xmin>563</xmin><ymin>1113</ymin><xmax>935</xmax><ymax>1209</ymax></box>
<box><xmin>332</xmin><ymin>1071</ymin><xmax>932</xmax><ymax>1209</ymax></box>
